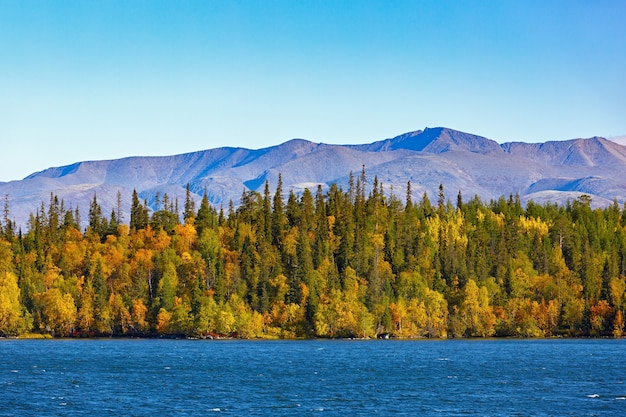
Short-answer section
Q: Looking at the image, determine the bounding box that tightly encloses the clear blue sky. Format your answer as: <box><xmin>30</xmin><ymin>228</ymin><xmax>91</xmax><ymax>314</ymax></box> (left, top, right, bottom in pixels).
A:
<box><xmin>1</xmin><ymin>0</ymin><xmax>625</xmax><ymax>181</ymax></box>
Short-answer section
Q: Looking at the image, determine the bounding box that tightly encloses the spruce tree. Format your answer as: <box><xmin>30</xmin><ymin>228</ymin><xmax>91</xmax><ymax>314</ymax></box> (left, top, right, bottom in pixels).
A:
<box><xmin>272</xmin><ymin>174</ymin><xmax>285</xmax><ymax>248</ymax></box>
<box><xmin>88</xmin><ymin>193</ymin><xmax>105</xmax><ymax>237</ymax></box>
<box><xmin>196</xmin><ymin>189</ymin><xmax>212</xmax><ymax>235</ymax></box>
<box><xmin>184</xmin><ymin>183</ymin><xmax>196</xmax><ymax>222</ymax></box>
<box><xmin>261</xmin><ymin>180</ymin><xmax>272</xmax><ymax>242</ymax></box>
<box><xmin>130</xmin><ymin>189</ymin><xmax>148</xmax><ymax>231</ymax></box>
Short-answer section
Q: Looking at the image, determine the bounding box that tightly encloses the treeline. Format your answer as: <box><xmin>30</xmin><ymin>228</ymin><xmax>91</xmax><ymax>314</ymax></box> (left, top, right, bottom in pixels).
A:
<box><xmin>1</xmin><ymin>171</ymin><xmax>626</xmax><ymax>339</ymax></box>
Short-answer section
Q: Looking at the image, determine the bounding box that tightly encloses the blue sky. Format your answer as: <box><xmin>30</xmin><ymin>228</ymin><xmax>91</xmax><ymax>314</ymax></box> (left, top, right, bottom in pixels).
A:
<box><xmin>1</xmin><ymin>0</ymin><xmax>625</xmax><ymax>182</ymax></box>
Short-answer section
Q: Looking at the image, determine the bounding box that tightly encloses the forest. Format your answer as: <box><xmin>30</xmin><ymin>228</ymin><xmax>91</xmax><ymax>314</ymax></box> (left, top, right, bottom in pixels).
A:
<box><xmin>1</xmin><ymin>169</ymin><xmax>625</xmax><ymax>339</ymax></box>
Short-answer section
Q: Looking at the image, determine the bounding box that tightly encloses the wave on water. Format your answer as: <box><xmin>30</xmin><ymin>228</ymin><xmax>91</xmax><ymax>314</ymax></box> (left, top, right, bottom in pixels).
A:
<box><xmin>3</xmin><ymin>339</ymin><xmax>626</xmax><ymax>416</ymax></box>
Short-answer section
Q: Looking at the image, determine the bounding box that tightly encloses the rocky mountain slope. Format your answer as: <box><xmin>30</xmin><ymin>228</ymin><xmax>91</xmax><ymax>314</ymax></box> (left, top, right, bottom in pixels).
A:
<box><xmin>2</xmin><ymin>127</ymin><xmax>625</xmax><ymax>229</ymax></box>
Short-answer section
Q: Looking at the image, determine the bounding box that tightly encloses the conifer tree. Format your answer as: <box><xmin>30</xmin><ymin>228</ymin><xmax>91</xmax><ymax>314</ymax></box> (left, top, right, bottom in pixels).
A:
<box><xmin>405</xmin><ymin>181</ymin><xmax>413</xmax><ymax>211</ymax></box>
<box><xmin>108</xmin><ymin>209</ymin><xmax>119</xmax><ymax>236</ymax></box>
<box><xmin>196</xmin><ymin>190</ymin><xmax>213</xmax><ymax>235</ymax></box>
<box><xmin>261</xmin><ymin>180</ymin><xmax>272</xmax><ymax>242</ymax></box>
<box><xmin>184</xmin><ymin>183</ymin><xmax>196</xmax><ymax>222</ymax></box>
<box><xmin>313</xmin><ymin>185</ymin><xmax>329</xmax><ymax>269</ymax></box>
<box><xmin>286</xmin><ymin>191</ymin><xmax>300</xmax><ymax>228</ymax></box>
<box><xmin>88</xmin><ymin>193</ymin><xmax>106</xmax><ymax>237</ymax></box>
<box><xmin>437</xmin><ymin>184</ymin><xmax>445</xmax><ymax>214</ymax></box>
<box><xmin>130</xmin><ymin>189</ymin><xmax>149</xmax><ymax>231</ymax></box>
<box><xmin>272</xmin><ymin>174</ymin><xmax>286</xmax><ymax>248</ymax></box>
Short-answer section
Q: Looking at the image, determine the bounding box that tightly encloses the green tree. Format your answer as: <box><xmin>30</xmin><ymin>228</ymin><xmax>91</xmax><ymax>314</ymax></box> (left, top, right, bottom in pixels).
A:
<box><xmin>130</xmin><ymin>189</ymin><xmax>149</xmax><ymax>231</ymax></box>
<box><xmin>88</xmin><ymin>193</ymin><xmax>107</xmax><ymax>237</ymax></box>
<box><xmin>184</xmin><ymin>183</ymin><xmax>196</xmax><ymax>222</ymax></box>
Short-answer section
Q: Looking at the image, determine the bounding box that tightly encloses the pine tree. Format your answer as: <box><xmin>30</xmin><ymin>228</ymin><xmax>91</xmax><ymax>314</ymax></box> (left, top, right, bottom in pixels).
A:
<box><xmin>108</xmin><ymin>209</ymin><xmax>119</xmax><ymax>236</ymax></box>
<box><xmin>261</xmin><ymin>180</ymin><xmax>272</xmax><ymax>242</ymax></box>
<box><xmin>196</xmin><ymin>189</ymin><xmax>213</xmax><ymax>234</ymax></box>
<box><xmin>130</xmin><ymin>189</ymin><xmax>148</xmax><ymax>231</ymax></box>
<box><xmin>286</xmin><ymin>191</ymin><xmax>300</xmax><ymax>228</ymax></box>
<box><xmin>151</xmin><ymin>192</ymin><xmax>179</xmax><ymax>232</ymax></box>
<box><xmin>88</xmin><ymin>193</ymin><xmax>105</xmax><ymax>237</ymax></box>
<box><xmin>405</xmin><ymin>181</ymin><xmax>413</xmax><ymax>211</ymax></box>
<box><xmin>47</xmin><ymin>193</ymin><xmax>60</xmax><ymax>244</ymax></box>
<box><xmin>2</xmin><ymin>194</ymin><xmax>14</xmax><ymax>241</ymax></box>
<box><xmin>437</xmin><ymin>184</ymin><xmax>445</xmax><ymax>214</ymax></box>
<box><xmin>62</xmin><ymin>208</ymin><xmax>77</xmax><ymax>231</ymax></box>
<box><xmin>313</xmin><ymin>184</ymin><xmax>329</xmax><ymax>269</ymax></box>
<box><xmin>184</xmin><ymin>183</ymin><xmax>196</xmax><ymax>223</ymax></box>
<box><xmin>272</xmin><ymin>174</ymin><xmax>286</xmax><ymax>248</ymax></box>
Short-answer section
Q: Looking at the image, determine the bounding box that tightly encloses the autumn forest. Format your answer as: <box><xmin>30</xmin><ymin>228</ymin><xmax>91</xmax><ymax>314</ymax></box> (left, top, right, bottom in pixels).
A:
<box><xmin>1</xmin><ymin>170</ymin><xmax>626</xmax><ymax>339</ymax></box>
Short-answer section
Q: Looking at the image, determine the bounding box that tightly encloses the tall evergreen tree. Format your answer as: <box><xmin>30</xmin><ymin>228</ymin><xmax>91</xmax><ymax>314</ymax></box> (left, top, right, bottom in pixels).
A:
<box><xmin>184</xmin><ymin>183</ymin><xmax>196</xmax><ymax>223</ymax></box>
<box><xmin>88</xmin><ymin>193</ymin><xmax>106</xmax><ymax>237</ymax></box>
<box><xmin>130</xmin><ymin>189</ymin><xmax>149</xmax><ymax>231</ymax></box>
<box><xmin>196</xmin><ymin>191</ymin><xmax>213</xmax><ymax>236</ymax></box>
<box><xmin>272</xmin><ymin>174</ymin><xmax>286</xmax><ymax>248</ymax></box>
<box><xmin>313</xmin><ymin>184</ymin><xmax>329</xmax><ymax>269</ymax></box>
<box><xmin>261</xmin><ymin>180</ymin><xmax>272</xmax><ymax>242</ymax></box>
<box><xmin>437</xmin><ymin>184</ymin><xmax>445</xmax><ymax>214</ymax></box>
<box><xmin>2</xmin><ymin>194</ymin><xmax>14</xmax><ymax>240</ymax></box>
<box><xmin>405</xmin><ymin>181</ymin><xmax>413</xmax><ymax>211</ymax></box>
<box><xmin>108</xmin><ymin>209</ymin><xmax>119</xmax><ymax>236</ymax></box>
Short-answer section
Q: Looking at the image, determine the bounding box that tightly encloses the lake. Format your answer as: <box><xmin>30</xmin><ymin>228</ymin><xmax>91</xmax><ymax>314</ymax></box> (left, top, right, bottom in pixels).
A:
<box><xmin>1</xmin><ymin>339</ymin><xmax>624</xmax><ymax>416</ymax></box>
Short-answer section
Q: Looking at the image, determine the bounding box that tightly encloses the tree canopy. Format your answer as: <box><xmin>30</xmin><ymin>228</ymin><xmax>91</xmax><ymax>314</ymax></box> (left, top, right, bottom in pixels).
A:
<box><xmin>1</xmin><ymin>178</ymin><xmax>625</xmax><ymax>339</ymax></box>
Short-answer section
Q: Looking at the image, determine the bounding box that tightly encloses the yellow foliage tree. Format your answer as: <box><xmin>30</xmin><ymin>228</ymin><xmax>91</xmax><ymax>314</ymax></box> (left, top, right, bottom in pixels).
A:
<box><xmin>39</xmin><ymin>288</ymin><xmax>77</xmax><ymax>337</ymax></box>
<box><xmin>613</xmin><ymin>310</ymin><xmax>624</xmax><ymax>338</ymax></box>
<box><xmin>109</xmin><ymin>293</ymin><xmax>131</xmax><ymax>334</ymax></box>
<box><xmin>589</xmin><ymin>300</ymin><xmax>612</xmax><ymax>336</ymax></box>
<box><xmin>156</xmin><ymin>308</ymin><xmax>172</xmax><ymax>333</ymax></box>
<box><xmin>0</xmin><ymin>271</ymin><xmax>31</xmax><ymax>335</ymax></box>
<box><xmin>173</xmin><ymin>222</ymin><xmax>198</xmax><ymax>255</ymax></box>
<box><xmin>76</xmin><ymin>278</ymin><xmax>95</xmax><ymax>333</ymax></box>
<box><xmin>131</xmin><ymin>298</ymin><xmax>149</xmax><ymax>333</ymax></box>
<box><xmin>423</xmin><ymin>288</ymin><xmax>448</xmax><ymax>338</ymax></box>
<box><xmin>215</xmin><ymin>303</ymin><xmax>236</xmax><ymax>335</ymax></box>
<box><xmin>459</xmin><ymin>279</ymin><xmax>495</xmax><ymax>337</ymax></box>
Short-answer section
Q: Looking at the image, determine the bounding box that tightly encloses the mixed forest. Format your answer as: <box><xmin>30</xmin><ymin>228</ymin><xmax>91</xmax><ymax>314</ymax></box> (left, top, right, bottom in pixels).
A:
<box><xmin>1</xmin><ymin>169</ymin><xmax>626</xmax><ymax>339</ymax></box>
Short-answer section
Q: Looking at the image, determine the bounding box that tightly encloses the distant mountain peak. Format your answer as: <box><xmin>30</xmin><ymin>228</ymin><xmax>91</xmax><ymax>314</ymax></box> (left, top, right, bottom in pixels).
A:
<box><xmin>501</xmin><ymin>135</ymin><xmax>626</xmax><ymax>167</ymax></box>
<box><xmin>2</xmin><ymin>126</ymin><xmax>626</xmax><ymax>230</ymax></box>
<box><xmin>385</xmin><ymin>127</ymin><xmax>503</xmax><ymax>155</ymax></box>
<box><xmin>272</xmin><ymin>138</ymin><xmax>316</xmax><ymax>148</ymax></box>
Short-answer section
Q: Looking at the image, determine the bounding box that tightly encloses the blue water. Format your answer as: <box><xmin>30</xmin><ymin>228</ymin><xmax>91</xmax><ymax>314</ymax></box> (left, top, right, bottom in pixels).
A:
<box><xmin>1</xmin><ymin>339</ymin><xmax>624</xmax><ymax>416</ymax></box>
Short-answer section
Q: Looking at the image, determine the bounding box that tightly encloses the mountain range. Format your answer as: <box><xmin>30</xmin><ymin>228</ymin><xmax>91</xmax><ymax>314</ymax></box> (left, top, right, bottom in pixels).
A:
<box><xmin>2</xmin><ymin>127</ymin><xmax>626</xmax><ymax>230</ymax></box>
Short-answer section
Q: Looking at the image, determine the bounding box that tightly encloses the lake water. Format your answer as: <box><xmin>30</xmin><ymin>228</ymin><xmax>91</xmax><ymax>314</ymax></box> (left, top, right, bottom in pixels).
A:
<box><xmin>1</xmin><ymin>339</ymin><xmax>624</xmax><ymax>416</ymax></box>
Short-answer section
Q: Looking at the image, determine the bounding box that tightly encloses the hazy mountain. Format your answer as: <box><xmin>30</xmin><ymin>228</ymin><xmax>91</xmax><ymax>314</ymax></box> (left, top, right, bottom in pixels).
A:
<box><xmin>2</xmin><ymin>127</ymin><xmax>625</xmax><ymax>230</ymax></box>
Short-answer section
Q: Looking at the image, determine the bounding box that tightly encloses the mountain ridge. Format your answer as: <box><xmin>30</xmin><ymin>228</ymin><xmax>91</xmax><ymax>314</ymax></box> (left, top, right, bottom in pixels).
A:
<box><xmin>2</xmin><ymin>127</ymin><xmax>625</xmax><ymax>229</ymax></box>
